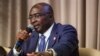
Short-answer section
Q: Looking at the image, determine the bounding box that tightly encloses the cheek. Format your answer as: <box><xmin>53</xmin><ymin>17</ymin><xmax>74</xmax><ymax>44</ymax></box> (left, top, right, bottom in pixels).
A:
<box><xmin>37</xmin><ymin>17</ymin><xmax>48</xmax><ymax>26</ymax></box>
<box><xmin>38</xmin><ymin>18</ymin><xmax>46</xmax><ymax>24</ymax></box>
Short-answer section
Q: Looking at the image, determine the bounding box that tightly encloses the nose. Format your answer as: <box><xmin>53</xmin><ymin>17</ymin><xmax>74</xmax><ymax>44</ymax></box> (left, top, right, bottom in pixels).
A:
<box><xmin>31</xmin><ymin>18</ymin><xmax>38</xmax><ymax>24</ymax></box>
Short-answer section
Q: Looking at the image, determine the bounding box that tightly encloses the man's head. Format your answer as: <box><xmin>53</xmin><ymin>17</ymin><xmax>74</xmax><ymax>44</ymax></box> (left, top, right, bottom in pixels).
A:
<box><xmin>29</xmin><ymin>3</ymin><xmax>54</xmax><ymax>34</ymax></box>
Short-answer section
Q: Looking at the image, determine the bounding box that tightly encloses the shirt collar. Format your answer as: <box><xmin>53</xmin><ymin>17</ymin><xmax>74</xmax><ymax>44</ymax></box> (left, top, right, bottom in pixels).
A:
<box><xmin>39</xmin><ymin>23</ymin><xmax>54</xmax><ymax>41</ymax></box>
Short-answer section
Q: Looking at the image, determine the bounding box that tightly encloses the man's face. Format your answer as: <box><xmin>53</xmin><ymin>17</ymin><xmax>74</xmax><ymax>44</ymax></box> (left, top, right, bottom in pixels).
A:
<box><xmin>29</xmin><ymin>7</ymin><xmax>52</xmax><ymax>33</ymax></box>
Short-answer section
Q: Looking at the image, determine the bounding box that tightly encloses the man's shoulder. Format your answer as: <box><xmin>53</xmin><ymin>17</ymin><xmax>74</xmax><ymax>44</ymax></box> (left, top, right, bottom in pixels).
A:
<box><xmin>55</xmin><ymin>23</ymin><xmax>77</xmax><ymax>34</ymax></box>
<box><xmin>55</xmin><ymin>23</ymin><xmax>76</xmax><ymax>30</ymax></box>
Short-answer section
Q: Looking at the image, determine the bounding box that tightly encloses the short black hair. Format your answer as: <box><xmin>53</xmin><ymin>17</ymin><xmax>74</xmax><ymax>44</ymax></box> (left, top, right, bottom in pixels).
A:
<box><xmin>30</xmin><ymin>2</ymin><xmax>54</xmax><ymax>14</ymax></box>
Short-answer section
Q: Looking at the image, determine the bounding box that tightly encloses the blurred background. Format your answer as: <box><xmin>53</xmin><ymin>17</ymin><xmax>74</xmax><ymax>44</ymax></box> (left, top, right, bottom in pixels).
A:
<box><xmin>0</xmin><ymin>0</ymin><xmax>100</xmax><ymax>50</ymax></box>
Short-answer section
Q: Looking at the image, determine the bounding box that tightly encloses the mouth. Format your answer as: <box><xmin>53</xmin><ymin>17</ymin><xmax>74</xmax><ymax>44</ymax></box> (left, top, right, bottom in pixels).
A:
<box><xmin>32</xmin><ymin>24</ymin><xmax>41</xmax><ymax>32</ymax></box>
<box><xmin>34</xmin><ymin>25</ymin><xmax>40</xmax><ymax>31</ymax></box>
<box><xmin>34</xmin><ymin>25</ymin><xmax>39</xmax><ymax>29</ymax></box>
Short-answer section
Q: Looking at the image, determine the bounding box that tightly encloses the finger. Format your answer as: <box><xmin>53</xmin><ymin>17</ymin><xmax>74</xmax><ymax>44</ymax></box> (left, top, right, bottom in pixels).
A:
<box><xmin>27</xmin><ymin>53</ymin><xmax>35</xmax><ymax>56</ymax></box>
<box><xmin>33</xmin><ymin>52</ymin><xmax>41</xmax><ymax>56</ymax></box>
<box><xmin>29</xmin><ymin>33</ymin><xmax>32</xmax><ymax>36</ymax></box>
<box><xmin>16</xmin><ymin>30</ymin><xmax>29</xmax><ymax>40</ymax></box>
<box><xmin>20</xmin><ymin>30</ymin><xmax>28</xmax><ymax>34</ymax></box>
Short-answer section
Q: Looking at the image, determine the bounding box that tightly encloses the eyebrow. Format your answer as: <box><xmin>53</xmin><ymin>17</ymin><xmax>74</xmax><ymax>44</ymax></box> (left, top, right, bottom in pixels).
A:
<box><xmin>29</xmin><ymin>13</ymin><xmax>42</xmax><ymax>16</ymax></box>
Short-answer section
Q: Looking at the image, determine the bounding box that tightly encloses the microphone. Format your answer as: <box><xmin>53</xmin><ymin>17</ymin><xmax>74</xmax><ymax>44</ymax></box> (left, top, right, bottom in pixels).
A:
<box><xmin>26</xmin><ymin>24</ymin><xmax>34</xmax><ymax>33</ymax></box>
<box><xmin>15</xmin><ymin>24</ymin><xmax>34</xmax><ymax>52</ymax></box>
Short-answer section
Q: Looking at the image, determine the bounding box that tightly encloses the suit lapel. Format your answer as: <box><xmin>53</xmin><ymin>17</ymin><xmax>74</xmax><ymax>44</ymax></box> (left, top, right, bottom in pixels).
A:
<box><xmin>48</xmin><ymin>23</ymin><xmax>58</xmax><ymax>48</ymax></box>
<box><xmin>28</xmin><ymin>31</ymin><xmax>39</xmax><ymax>52</ymax></box>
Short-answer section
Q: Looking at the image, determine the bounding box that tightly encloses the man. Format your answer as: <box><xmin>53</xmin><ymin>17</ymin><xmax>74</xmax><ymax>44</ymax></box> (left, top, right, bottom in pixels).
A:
<box><xmin>8</xmin><ymin>2</ymin><xmax>79</xmax><ymax>56</ymax></box>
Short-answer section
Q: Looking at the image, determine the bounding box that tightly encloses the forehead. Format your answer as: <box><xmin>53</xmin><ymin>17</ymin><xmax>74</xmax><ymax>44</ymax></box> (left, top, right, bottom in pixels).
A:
<box><xmin>30</xmin><ymin>8</ymin><xmax>42</xmax><ymax>14</ymax></box>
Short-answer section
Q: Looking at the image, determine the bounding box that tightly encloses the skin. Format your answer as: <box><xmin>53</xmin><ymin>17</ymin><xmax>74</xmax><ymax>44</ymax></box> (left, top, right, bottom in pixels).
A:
<box><xmin>16</xmin><ymin>3</ymin><xmax>54</xmax><ymax>56</ymax></box>
<box><xmin>29</xmin><ymin>7</ymin><xmax>54</xmax><ymax>34</ymax></box>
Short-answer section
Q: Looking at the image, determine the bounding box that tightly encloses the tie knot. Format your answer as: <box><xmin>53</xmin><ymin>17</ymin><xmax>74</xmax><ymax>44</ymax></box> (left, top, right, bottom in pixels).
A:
<box><xmin>40</xmin><ymin>34</ymin><xmax>45</xmax><ymax>39</ymax></box>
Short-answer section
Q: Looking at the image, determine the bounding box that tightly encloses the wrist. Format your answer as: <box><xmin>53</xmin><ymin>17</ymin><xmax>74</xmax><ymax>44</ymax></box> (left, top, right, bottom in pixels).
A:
<box><xmin>15</xmin><ymin>40</ymin><xmax>24</xmax><ymax>52</ymax></box>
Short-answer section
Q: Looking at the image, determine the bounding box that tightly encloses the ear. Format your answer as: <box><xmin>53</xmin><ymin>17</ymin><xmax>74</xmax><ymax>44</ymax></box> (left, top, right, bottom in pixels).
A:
<box><xmin>47</xmin><ymin>14</ymin><xmax>52</xmax><ymax>19</ymax></box>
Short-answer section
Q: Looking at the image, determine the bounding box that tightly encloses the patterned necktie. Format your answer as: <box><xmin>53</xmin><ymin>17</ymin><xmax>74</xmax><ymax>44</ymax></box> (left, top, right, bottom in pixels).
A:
<box><xmin>38</xmin><ymin>35</ymin><xmax>46</xmax><ymax>52</ymax></box>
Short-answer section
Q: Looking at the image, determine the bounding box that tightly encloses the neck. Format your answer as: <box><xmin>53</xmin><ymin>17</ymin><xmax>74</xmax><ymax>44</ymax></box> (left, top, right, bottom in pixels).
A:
<box><xmin>41</xmin><ymin>22</ymin><xmax>53</xmax><ymax>34</ymax></box>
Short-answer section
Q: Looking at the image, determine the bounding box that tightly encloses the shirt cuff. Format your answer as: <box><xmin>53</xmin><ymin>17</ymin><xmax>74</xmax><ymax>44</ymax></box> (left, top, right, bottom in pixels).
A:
<box><xmin>13</xmin><ymin>45</ymin><xmax>21</xmax><ymax>56</ymax></box>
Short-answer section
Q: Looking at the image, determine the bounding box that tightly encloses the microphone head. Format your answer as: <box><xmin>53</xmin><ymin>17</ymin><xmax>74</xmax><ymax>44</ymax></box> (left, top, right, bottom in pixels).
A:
<box><xmin>26</xmin><ymin>27</ymin><xmax>32</xmax><ymax>33</ymax></box>
<box><xmin>26</xmin><ymin>24</ymin><xmax>34</xmax><ymax>33</ymax></box>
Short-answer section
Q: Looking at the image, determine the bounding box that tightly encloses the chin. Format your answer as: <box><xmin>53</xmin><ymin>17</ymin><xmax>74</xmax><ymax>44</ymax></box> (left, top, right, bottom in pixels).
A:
<box><xmin>35</xmin><ymin>29</ymin><xmax>41</xmax><ymax>33</ymax></box>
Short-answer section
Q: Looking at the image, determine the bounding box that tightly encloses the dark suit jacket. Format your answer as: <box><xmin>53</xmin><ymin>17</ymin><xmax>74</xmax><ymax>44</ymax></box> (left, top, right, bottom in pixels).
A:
<box><xmin>8</xmin><ymin>23</ymin><xmax>79</xmax><ymax>56</ymax></box>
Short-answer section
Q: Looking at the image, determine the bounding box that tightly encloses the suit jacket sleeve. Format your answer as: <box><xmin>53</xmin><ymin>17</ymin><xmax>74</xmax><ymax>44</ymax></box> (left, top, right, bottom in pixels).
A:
<box><xmin>52</xmin><ymin>25</ymin><xmax>79</xmax><ymax>56</ymax></box>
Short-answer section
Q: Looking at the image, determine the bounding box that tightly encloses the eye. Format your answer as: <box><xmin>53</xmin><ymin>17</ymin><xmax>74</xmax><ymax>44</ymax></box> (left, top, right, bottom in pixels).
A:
<box><xmin>34</xmin><ymin>13</ymin><xmax>45</xmax><ymax>18</ymax></box>
<box><xmin>35</xmin><ymin>14</ymin><xmax>41</xmax><ymax>18</ymax></box>
<box><xmin>29</xmin><ymin>13</ymin><xmax>46</xmax><ymax>19</ymax></box>
<box><xmin>29</xmin><ymin>15</ymin><xmax>33</xmax><ymax>19</ymax></box>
